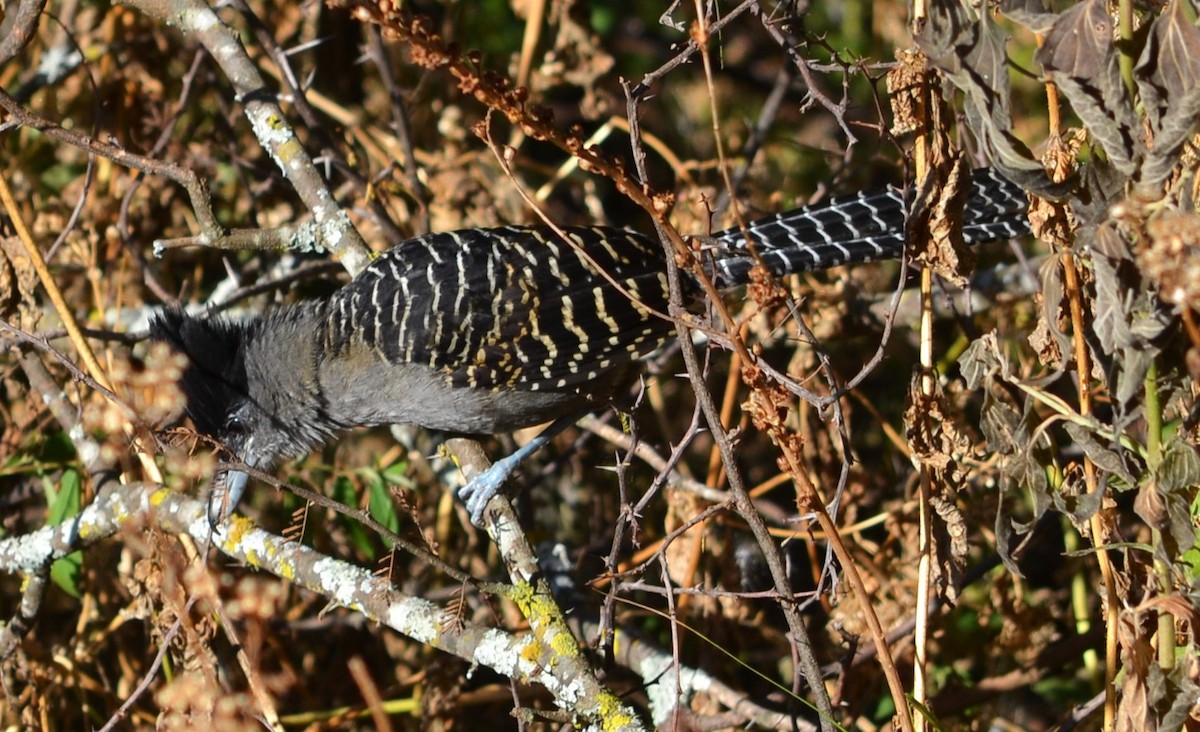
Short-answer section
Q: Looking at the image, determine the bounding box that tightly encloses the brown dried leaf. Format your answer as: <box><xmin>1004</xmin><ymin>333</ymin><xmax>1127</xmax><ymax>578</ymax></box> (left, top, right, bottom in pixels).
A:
<box><xmin>1027</xmin><ymin>304</ymin><xmax>1065</xmax><ymax>368</ymax></box>
<box><xmin>905</xmin><ymin>375</ymin><xmax>972</xmax><ymax>481</ymax></box>
<box><xmin>930</xmin><ymin>493</ymin><xmax>967</xmax><ymax>601</ymax></box>
<box><xmin>887</xmin><ymin>48</ymin><xmax>927</xmax><ymax>136</ymax></box>
<box><xmin>0</xmin><ymin>236</ymin><xmax>40</xmax><ymax>333</ymax></box>
<box><xmin>0</xmin><ymin>244</ymin><xmax>13</xmax><ymax>319</ymax></box>
<box><xmin>909</xmin><ymin>156</ymin><xmax>975</xmax><ymax>286</ymax></box>
<box><xmin>1115</xmin><ymin>611</ymin><xmax>1163</xmax><ymax>732</ymax></box>
<box><xmin>1054</xmin><ymin>461</ymin><xmax>1099</xmax><ymax>532</ymax></box>
<box><xmin>1134</xmin><ymin>477</ymin><xmax>1169</xmax><ymax>530</ymax></box>
<box><xmin>1028</xmin><ymin>132</ymin><xmax>1082</xmax><ymax>248</ymax></box>
<box><xmin>664</xmin><ymin>487</ymin><xmax>705</xmax><ymax>587</ymax></box>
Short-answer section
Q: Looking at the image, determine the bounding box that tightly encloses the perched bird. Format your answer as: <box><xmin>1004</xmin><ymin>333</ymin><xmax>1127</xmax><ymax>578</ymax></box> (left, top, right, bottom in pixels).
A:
<box><xmin>150</xmin><ymin>168</ymin><xmax>1029</xmax><ymax>523</ymax></box>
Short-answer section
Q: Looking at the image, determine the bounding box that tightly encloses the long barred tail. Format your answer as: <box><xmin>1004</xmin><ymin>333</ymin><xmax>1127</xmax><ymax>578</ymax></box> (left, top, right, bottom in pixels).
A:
<box><xmin>710</xmin><ymin>168</ymin><xmax>1030</xmax><ymax>285</ymax></box>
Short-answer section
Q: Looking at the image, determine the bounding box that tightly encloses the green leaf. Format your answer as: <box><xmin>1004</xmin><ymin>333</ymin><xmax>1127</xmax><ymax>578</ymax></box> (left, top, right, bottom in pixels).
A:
<box><xmin>39</xmin><ymin>162</ymin><xmax>87</xmax><ymax>194</ymax></box>
<box><xmin>331</xmin><ymin>476</ymin><xmax>375</xmax><ymax>557</ymax></box>
<box><xmin>1155</xmin><ymin>439</ymin><xmax>1200</xmax><ymax>555</ymax></box>
<box><xmin>1182</xmin><ymin>545</ymin><xmax>1200</xmax><ymax>580</ymax></box>
<box><xmin>380</xmin><ymin>459</ymin><xmax>411</xmax><ymax>486</ymax></box>
<box><xmin>362</xmin><ymin>469</ymin><xmax>401</xmax><ymax>546</ymax></box>
<box><xmin>46</xmin><ymin>470</ymin><xmax>84</xmax><ymax>599</ymax></box>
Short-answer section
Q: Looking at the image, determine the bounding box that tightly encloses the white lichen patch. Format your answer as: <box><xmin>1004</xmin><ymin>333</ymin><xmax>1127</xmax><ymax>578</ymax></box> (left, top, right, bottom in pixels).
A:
<box><xmin>311</xmin><ymin>555</ymin><xmax>368</xmax><ymax>609</ymax></box>
<box><xmin>319</xmin><ymin>209</ymin><xmax>352</xmax><ymax>241</ymax></box>
<box><xmin>286</xmin><ymin>221</ymin><xmax>324</xmax><ymax>254</ymax></box>
<box><xmin>384</xmin><ymin>596</ymin><xmax>441</xmax><ymax>642</ymax></box>
<box><xmin>638</xmin><ymin>655</ymin><xmax>713</xmax><ymax>726</ymax></box>
<box><xmin>245</xmin><ymin>109</ymin><xmax>294</xmax><ymax>172</ymax></box>
<box><xmin>474</xmin><ymin>628</ymin><xmax>531</xmax><ymax>679</ymax></box>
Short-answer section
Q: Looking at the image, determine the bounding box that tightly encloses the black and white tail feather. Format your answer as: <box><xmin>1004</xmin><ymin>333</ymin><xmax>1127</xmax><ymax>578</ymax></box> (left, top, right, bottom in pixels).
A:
<box><xmin>709</xmin><ymin>167</ymin><xmax>1028</xmax><ymax>284</ymax></box>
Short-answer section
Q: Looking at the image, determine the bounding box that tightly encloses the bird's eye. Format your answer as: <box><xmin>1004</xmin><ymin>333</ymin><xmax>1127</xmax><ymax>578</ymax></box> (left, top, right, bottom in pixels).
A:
<box><xmin>224</xmin><ymin>413</ymin><xmax>248</xmax><ymax>435</ymax></box>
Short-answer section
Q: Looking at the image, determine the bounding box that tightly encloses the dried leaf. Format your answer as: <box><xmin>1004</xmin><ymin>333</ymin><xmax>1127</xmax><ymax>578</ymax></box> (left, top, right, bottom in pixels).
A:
<box><xmin>998</xmin><ymin>0</ymin><xmax>1058</xmax><ymax>33</ymax></box>
<box><xmin>1028</xmin><ymin>132</ymin><xmax>1082</xmax><ymax>247</ymax></box>
<box><xmin>905</xmin><ymin>373</ymin><xmax>972</xmax><ymax>480</ymax></box>
<box><xmin>888</xmin><ymin>48</ymin><xmax>926</xmax><ymax>136</ymax></box>
<box><xmin>931</xmin><ymin>494</ymin><xmax>967</xmax><ymax>600</ymax></box>
<box><xmin>958</xmin><ymin>331</ymin><xmax>1005</xmax><ymax>389</ymax></box>
<box><xmin>1064</xmin><ymin>421</ymin><xmax>1135</xmax><ymax>485</ymax></box>
<box><xmin>1030</xmin><ymin>254</ymin><xmax>1073</xmax><ymax>368</ymax></box>
<box><xmin>1050</xmin><ymin>470</ymin><xmax>1103</xmax><ymax>525</ymax></box>
<box><xmin>1134</xmin><ymin>477</ymin><xmax>1169</xmax><ymax>530</ymax></box>
<box><xmin>917</xmin><ymin>0</ymin><xmax>1060</xmax><ymax>193</ymax></box>
<box><xmin>979</xmin><ymin>388</ymin><xmax>1025</xmax><ymax>455</ymax></box>
<box><xmin>0</xmin><ymin>236</ymin><xmax>41</xmax><ymax>333</ymax></box>
<box><xmin>1036</xmin><ymin>0</ymin><xmax>1141</xmax><ymax>175</ymax></box>
<box><xmin>1115</xmin><ymin>612</ymin><xmax>1161</xmax><ymax>732</ymax></box>
<box><xmin>1027</xmin><ymin>304</ymin><xmax>1064</xmax><ymax>369</ymax></box>
<box><xmin>1091</xmin><ymin>222</ymin><xmax>1136</xmax><ymax>355</ymax></box>
<box><xmin>1134</xmin><ymin>0</ymin><xmax>1200</xmax><ymax>188</ymax></box>
<box><xmin>908</xmin><ymin>156</ymin><xmax>975</xmax><ymax>286</ymax></box>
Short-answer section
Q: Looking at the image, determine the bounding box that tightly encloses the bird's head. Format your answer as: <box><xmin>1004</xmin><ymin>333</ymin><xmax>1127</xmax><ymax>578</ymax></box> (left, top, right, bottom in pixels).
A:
<box><xmin>149</xmin><ymin>308</ymin><xmax>315</xmax><ymax>472</ymax></box>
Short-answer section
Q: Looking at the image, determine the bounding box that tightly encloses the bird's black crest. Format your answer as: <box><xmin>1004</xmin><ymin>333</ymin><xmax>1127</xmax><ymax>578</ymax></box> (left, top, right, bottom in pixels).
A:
<box><xmin>149</xmin><ymin>308</ymin><xmax>250</xmax><ymax>439</ymax></box>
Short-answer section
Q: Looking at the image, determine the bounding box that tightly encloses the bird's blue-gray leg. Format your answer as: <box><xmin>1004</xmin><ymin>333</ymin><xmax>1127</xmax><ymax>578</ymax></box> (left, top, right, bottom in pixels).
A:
<box><xmin>458</xmin><ymin>414</ymin><xmax>578</xmax><ymax>525</ymax></box>
<box><xmin>208</xmin><ymin>468</ymin><xmax>249</xmax><ymax>525</ymax></box>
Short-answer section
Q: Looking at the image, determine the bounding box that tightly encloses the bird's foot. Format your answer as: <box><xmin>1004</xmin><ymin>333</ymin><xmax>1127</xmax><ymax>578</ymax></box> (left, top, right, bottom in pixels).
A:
<box><xmin>457</xmin><ymin>453</ymin><xmax>523</xmax><ymax>526</ymax></box>
<box><xmin>454</xmin><ymin>414</ymin><xmax>579</xmax><ymax>526</ymax></box>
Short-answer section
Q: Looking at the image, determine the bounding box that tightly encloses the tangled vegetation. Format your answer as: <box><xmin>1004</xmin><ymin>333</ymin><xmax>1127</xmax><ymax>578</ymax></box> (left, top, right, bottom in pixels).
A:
<box><xmin>1</xmin><ymin>0</ymin><xmax>1198</xmax><ymax>729</ymax></box>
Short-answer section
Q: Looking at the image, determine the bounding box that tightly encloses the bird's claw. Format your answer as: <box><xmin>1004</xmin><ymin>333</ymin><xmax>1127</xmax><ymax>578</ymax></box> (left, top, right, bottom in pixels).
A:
<box><xmin>457</xmin><ymin>453</ymin><xmax>521</xmax><ymax>525</ymax></box>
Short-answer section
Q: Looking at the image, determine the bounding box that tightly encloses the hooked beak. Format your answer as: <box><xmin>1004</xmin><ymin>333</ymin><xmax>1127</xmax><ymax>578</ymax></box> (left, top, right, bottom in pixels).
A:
<box><xmin>208</xmin><ymin>431</ymin><xmax>259</xmax><ymax>524</ymax></box>
<box><xmin>209</xmin><ymin>467</ymin><xmax>249</xmax><ymax>524</ymax></box>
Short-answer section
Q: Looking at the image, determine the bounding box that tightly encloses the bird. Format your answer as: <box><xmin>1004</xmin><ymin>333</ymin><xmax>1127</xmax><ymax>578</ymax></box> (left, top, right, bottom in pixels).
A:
<box><xmin>150</xmin><ymin>167</ymin><xmax>1029</xmax><ymax>524</ymax></box>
